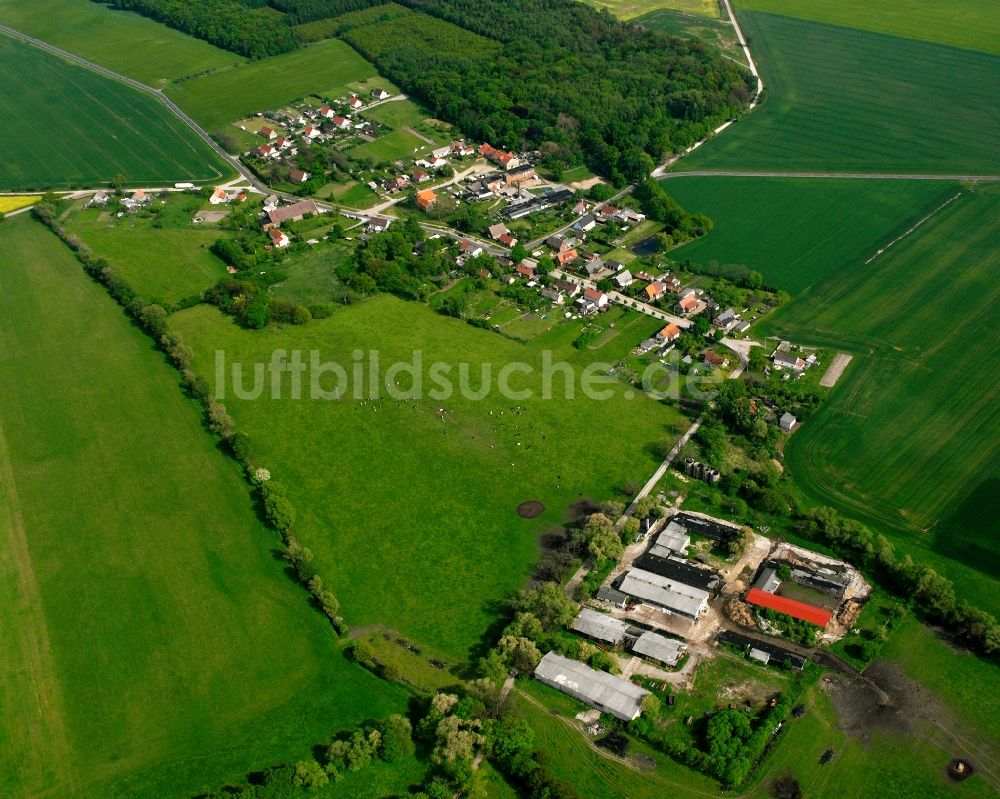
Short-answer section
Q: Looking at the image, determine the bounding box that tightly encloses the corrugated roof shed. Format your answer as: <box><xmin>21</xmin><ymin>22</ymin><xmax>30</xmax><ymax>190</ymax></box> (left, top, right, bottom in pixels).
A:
<box><xmin>745</xmin><ymin>588</ymin><xmax>832</xmax><ymax>627</ymax></box>
<box><xmin>632</xmin><ymin>631</ymin><xmax>687</xmax><ymax>667</ymax></box>
<box><xmin>534</xmin><ymin>652</ymin><xmax>649</xmax><ymax>721</ymax></box>
<box><xmin>749</xmin><ymin>648</ymin><xmax>771</xmax><ymax>664</ymax></box>
<box><xmin>753</xmin><ymin>567</ymin><xmax>781</xmax><ymax>593</ymax></box>
<box><xmin>596</xmin><ymin>586</ymin><xmax>629</xmax><ymax>608</ymax></box>
<box><xmin>620</xmin><ymin>568</ymin><xmax>709</xmax><ymax>618</ymax></box>
<box><xmin>571</xmin><ymin>609</ymin><xmax>629</xmax><ymax>645</ymax></box>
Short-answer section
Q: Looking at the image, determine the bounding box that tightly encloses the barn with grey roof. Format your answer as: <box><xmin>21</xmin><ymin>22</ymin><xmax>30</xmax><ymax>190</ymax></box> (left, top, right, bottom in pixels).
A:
<box><xmin>570</xmin><ymin>609</ymin><xmax>629</xmax><ymax>646</ymax></box>
<box><xmin>619</xmin><ymin>568</ymin><xmax>710</xmax><ymax>618</ymax></box>
<box><xmin>632</xmin><ymin>631</ymin><xmax>687</xmax><ymax>667</ymax></box>
<box><xmin>534</xmin><ymin>652</ymin><xmax>649</xmax><ymax>721</ymax></box>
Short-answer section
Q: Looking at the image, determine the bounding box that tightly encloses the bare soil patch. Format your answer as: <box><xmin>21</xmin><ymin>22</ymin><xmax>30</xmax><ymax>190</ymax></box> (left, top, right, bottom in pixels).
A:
<box><xmin>517</xmin><ymin>500</ymin><xmax>545</xmax><ymax>519</ymax></box>
<box><xmin>819</xmin><ymin>352</ymin><xmax>852</xmax><ymax>387</ymax></box>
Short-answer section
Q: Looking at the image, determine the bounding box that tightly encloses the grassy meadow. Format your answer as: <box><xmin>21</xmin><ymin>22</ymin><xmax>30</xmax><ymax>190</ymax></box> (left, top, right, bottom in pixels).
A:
<box><xmin>678</xmin><ymin>11</ymin><xmax>1000</xmax><ymax>174</ymax></box>
<box><xmin>736</xmin><ymin>0</ymin><xmax>1000</xmax><ymax>56</ymax></box>
<box><xmin>165</xmin><ymin>39</ymin><xmax>382</xmax><ymax>131</ymax></box>
<box><xmin>583</xmin><ymin>0</ymin><xmax>719</xmax><ymax>19</ymax></box>
<box><xmin>666</xmin><ymin>177</ymin><xmax>958</xmax><ymax>293</ymax></box>
<box><xmin>636</xmin><ymin>8</ymin><xmax>746</xmax><ymax>64</ymax></box>
<box><xmin>0</xmin><ymin>217</ymin><xmax>408</xmax><ymax>799</ymax></box>
<box><xmin>64</xmin><ymin>194</ymin><xmax>232</xmax><ymax>305</ymax></box>
<box><xmin>759</xmin><ymin>185</ymin><xmax>1000</xmax><ymax>613</ymax></box>
<box><xmin>0</xmin><ymin>0</ymin><xmax>241</xmax><ymax>84</ymax></box>
<box><xmin>0</xmin><ymin>35</ymin><xmax>230</xmax><ymax>190</ymax></box>
<box><xmin>172</xmin><ymin>296</ymin><xmax>688</xmax><ymax>660</ymax></box>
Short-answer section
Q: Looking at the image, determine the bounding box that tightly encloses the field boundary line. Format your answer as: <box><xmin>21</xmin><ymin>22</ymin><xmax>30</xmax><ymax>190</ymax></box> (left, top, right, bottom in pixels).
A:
<box><xmin>864</xmin><ymin>192</ymin><xmax>962</xmax><ymax>264</ymax></box>
<box><xmin>0</xmin><ymin>412</ymin><xmax>76</xmax><ymax>797</ymax></box>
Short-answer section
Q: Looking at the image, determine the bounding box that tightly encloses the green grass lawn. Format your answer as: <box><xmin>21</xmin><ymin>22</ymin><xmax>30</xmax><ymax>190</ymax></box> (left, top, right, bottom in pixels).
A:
<box><xmin>0</xmin><ymin>0</ymin><xmax>241</xmax><ymax>84</ymax></box>
<box><xmin>165</xmin><ymin>39</ymin><xmax>381</xmax><ymax>131</ymax></box>
<box><xmin>736</xmin><ymin>0</ymin><xmax>1000</xmax><ymax>56</ymax></box>
<box><xmin>348</xmin><ymin>129</ymin><xmax>432</xmax><ymax>164</ymax></box>
<box><xmin>0</xmin><ymin>35</ymin><xmax>231</xmax><ymax>190</ymax></box>
<box><xmin>269</xmin><ymin>241</ymin><xmax>353</xmax><ymax>306</ymax></box>
<box><xmin>678</xmin><ymin>11</ymin><xmax>1000</xmax><ymax>174</ymax></box>
<box><xmin>64</xmin><ymin>195</ymin><xmax>232</xmax><ymax>305</ymax></box>
<box><xmin>172</xmin><ymin>296</ymin><xmax>690</xmax><ymax>660</ymax></box>
<box><xmin>760</xmin><ymin>184</ymin><xmax>1000</xmax><ymax>614</ymax></box>
<box><xmin>582</xmin><ymin>0</ymin><xmax>719</xmax><ymax>19</ymax></box>
<box><xmin>0</xmin><ymin>217</ymin><xmax>408</xmax><ymax>799</ymax></box>
<box><xmin>666</xmin><ymin>177</ymin><xmax>959</xmax><ymax>293</ymax></box>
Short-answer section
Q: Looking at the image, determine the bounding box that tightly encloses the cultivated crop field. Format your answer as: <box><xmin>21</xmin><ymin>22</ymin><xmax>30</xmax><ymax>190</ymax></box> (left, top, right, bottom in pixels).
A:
<box><xmin>0</xmin><ymin>35</ymin><xmax>230</xmax><ymax>190</ymax></box>
<box><xmin>761</xmin><ymin>185</ymin><xmax>1000</xmax><ymax>613</ymax></box>
<box><xmin>666</xmin><ymin>177</ymin><xmax>958</xmax><ymax>293</ymax></box>
<box><xmin>0</xmin><ymin>0</ymin><xmax>241</xmax><ymax>84</ymax></box>
<box><xmin>736</xmin><ymin>0</ymin><xmax>1000</xmax><ymax>56</ymax></box>
<box><xmin>0</xmin><ymin>218</ymin><xmax>408</xmax><ymax>799</ymax></box>
<box><xmin>164</xmin><ymin>39</ymin><xmax>382</xmax><ymax>132</ymax></box>
<box><xmin>64</xmin><ymin>195</ymin><xmax>233</xmax><ymax>306</ymax></box>
<box><xmin>678</xmin><ymin>11</ymin><xmax>1000</xmax><ymax>174</ymax></box>
<box><xmin>173</xmin><ymin>296</ymin><xmax>688</xmax><ymax>659</ymax></box>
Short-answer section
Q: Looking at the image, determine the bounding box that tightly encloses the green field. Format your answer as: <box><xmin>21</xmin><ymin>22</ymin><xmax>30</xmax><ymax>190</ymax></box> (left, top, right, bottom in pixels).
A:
<box><xmin>760</xmin><ymin>185</ymin><xmax>1000</xmax><ymax>613</ymax></box>
<box><xmin>165</xmin><ymin>39</ymin><xmax>382</xmax><ymax>131</ymax></box>
<box><xmin>0</xmin><ymin>218</ymin><xmax>407</xmax><ymax>799</ymax></box>
<box><xmin>666</xmin><ymin>177</ymin><xmax>958</xmax><ymax>293</ymax></box>
<box><xmin>65</xmin><ymin>195</ymin><xmax>232</xmax><ymax>305</ymax></box>
<box><xmin>678</xmin><ymin>11</ymin><xmax>1000</xmax><ymax>174</ymax></box>
<box><xmin>172</xmin><ymin>296</ymin><xmax>687</xmax><ymax>659</ymax></box>
<box><xmin>0</xmin><ymin>35</ymin><xmax>230</xmax><ymax>190</ymax></box>
<box><xmin>636</xmin><ymin>8</ymin><xmax>746</xmax><ymax>64</ymax></box>
<box><xmin>0</xmin><ymin>0</ymin><xmax>241</xmax><ymax>84</ymax></box>
<box><xmin>736</xmin><ymin>0</ymin><xmax>1000</xmax><ymax>56</ymax></box>
<box><xmin>583</xmin><ymin>0</ymin><xmax>719</xmax><ymax>19</ymax></box>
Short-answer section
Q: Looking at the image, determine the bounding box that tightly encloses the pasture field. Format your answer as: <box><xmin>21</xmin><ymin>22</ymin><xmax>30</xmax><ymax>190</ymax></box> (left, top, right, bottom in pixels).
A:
<box><xmin>761</xmin><ymin>185</ymin><xmax>1000</xmax><ymax>613</ymax></box>
<box><xmin>0</xmin><ymin>218</ymin><xmax>408</xmax><ymax>799</ymax></box>
<box><xmin>678</xmin><ymin>12</ymin><xmax>1000</xmax><ymax>174</ymax></box>
<box><xmin>0</xmin><ymin>0</ymin><xmax>241</xmax><ymax>84</ymax></box>
<box><xmin>0</xmin><ymin>35</ymin><xmax>230</xmax><ymax>190</ymax></box>
<box><xmin>165</xmin><ymin>40</ymin><xmax>382</xmax><ymax>132</ymax></box>
<box><xmin>736</xmin><ymin>0</ymin><xmax>1000</xmax><ymax>56</ymax></box>
<box><xmin>666</xmin><ymin>177</ymin><xmax>958</xmax><ymax>293</ymax></box>
<box><xmin>172</xmin><ymin>296</ymin><xmax>687</xmax><ymax>660</ymax></box>
<box><xmin>582</xmin><ymin>0</ymin><xmax>719</xmax><ymax>19</ymax></box>
<box><xmin>64</xmin><ymin>195</ymin><xmax>232</xmax><ymax>305</ymax></box>
<box><xmin>636</xmin><ymin>8</ymin><xmax>745</xmax><ymax>64</ymax></box>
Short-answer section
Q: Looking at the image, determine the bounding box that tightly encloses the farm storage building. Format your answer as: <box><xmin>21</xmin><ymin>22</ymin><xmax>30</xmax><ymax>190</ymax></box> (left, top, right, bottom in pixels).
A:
<box><xmin>534</xmin><ymin>652</ymin><xmax>649</xmax><ymax>721</ymax></box>
<box><xmin>745</xmin><ymin>588</ymin><xmax>832</xmax><ymax>627</ymax></box>
<box><xmin>632</xmin><ymin>631</ymin><xmax>687</xmax><ymax>667</ymax></box>
<box><xmin>619</xmin><ymin>568</ymin><xmax>710</xmax><ymax>618</ymax></box>
<box><xmin>571</xmin><ymin>609</ymin><xmax>629</xmax><ymax>646</ymax></box>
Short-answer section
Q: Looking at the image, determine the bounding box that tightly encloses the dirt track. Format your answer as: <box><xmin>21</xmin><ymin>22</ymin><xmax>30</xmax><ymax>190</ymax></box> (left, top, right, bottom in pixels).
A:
<box><xmin>819</xmin><ymin>353</ymin><xmax>852</xmax><ymax>387</ymax></box>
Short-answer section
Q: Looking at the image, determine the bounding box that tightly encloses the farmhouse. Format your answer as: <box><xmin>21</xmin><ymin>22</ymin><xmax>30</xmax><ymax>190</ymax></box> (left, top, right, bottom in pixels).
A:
<box><xmin>577</xmin><ymin>287</ymin><xmax>609</xmax><ymax>313</ymax></box>
<box><xmin>259</xmin><ymin>125</ymin><xmax>277</xmax><ymax>139</ymax></box>
<box><xmin>612</xmin><ymin>270</ymin><xmax>633</xmax><ymax>290</ymax></box>
<box><xmin>88</xmin><ymin>191</ymin><xmax>109</xmax><ymax>207</ymax></box>
<box><xmin>266</xmin><ymin>199</ymin><xmax>322</xmax><ymax>226</ymax></box>
<box><xmin>480</xmin><ymin>143</ymin><xmax>521</xmax><ymax>170</ymax></box>
<box><xmin>571</xmin><ymin>609</ymin><xmax>629</xmax><ymax>646</ymax></box>
<box><xmin>619</xmin><ymin>568</ymin><xmax>710</xmax><ymax>618</ymax></box>
<box><xmin>303</xmin><ymin>125</ymin><xmax>321</xmax><ymax>139</ymax></box>
<box><xmin>645</xmin><ymin>281</ymin><xmax>665</xmax><ymax>301</ymax></box>
<box><xmin>372</xmin><ymin>88</ymin><xmax>391</xmax><ymax>100</ymax></box>
<box><xmin>534</xmin><ymin>652</ymin><xmax>649</xmax><ymax>722</ymax></box>
<box><xmin>677</xmin><ymin>295</ymin><xmax>700</xmax><ymax>315</ymax></box>
<box><xmin>209</xmin><ymin>189</ymin><xmax>229</xmax><ymax>205</ymax></box>
<box><xmin>347</xmin><ymin>95</ymin><xmax>363</xmax><ymax>109</ymax></box>
<box><xmin>367</xmin><ymin>216</ymin><xmax>392</xmax><ymax>233</ymax></box>
<box><xmin>332</xmin><ymin>115</ymin><xmax>352</xmax><ymax>130</ymax></box>
<box><xmin>657</xmin><ymin>323</ymin><xmax>681</xmax><ymax>343</ymax></box>
<box><xmin>459</xmin><ymin>240</ymin><xmax>483</xmax><ymax>258</ymax></box>
<box><xmin>632</xmin><ymin>632</ymin><xmax>687</xmax><ymax>668</ymax></box>
<box><xmin>556</xmin><ymin>248</ymin><xmax>578</xmax><ymax>267</ymax></box>
<box><xmin>773</xmin><ymin>350</ymin><xmax>806</xmax><ymax>371</ymax></box>
<box><xmin>289</xmin><ymin>168</ymin><xmax>310</xmax><ymax>184</ymax></box>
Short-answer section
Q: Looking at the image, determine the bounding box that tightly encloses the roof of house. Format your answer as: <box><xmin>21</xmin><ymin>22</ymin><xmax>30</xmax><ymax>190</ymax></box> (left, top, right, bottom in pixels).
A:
<box><xmin>659</xmin><ymin>323</ymin><xmax>681</xmax><ymax>339</ymax></box>
<box><xmin>583</xmin><ymin>287</ymin><xmax>605</xmax><ymax>301</ymax></box>
<box><xmin>534</xmin><ymin>652</ymin><xmax>649</xmax><ymax>721</ymax></box>
<box><xmin>416</xmin><ymin>189</ymin><xmax>438</xmax><ymax>204</ymax></box>
<box><xmin>645</xmin><ymin>282</ymin><xmax>664</xmax><ymax>297</ymax></box>
<box><xmin>267</xmin><ymin>199</ymin><xmax>320</xmax><ymax>225</ymax></box>
<box><xmin>780</xmin><ymin>412</ymin><xmax>798</xmax><ymax>428</ymax></box>
<box><xmin>570</xmin><ymin>609</ymin><xmax>629</xmax><ymax>645</ymax></box>
<box><xmin>745</xmin><ymin>588</ymin><xmax>832</xmax><ymax>627</ymax></box>
<box><xmin>679</xmin><ymin>295</ymin><xmax>698</xmax><ymax>311</ymax></box>
<box><xmin>267</xmin><ymin>228</ymin><xmax>288</xmax><ymax>245</ymax></box>
<box><xmin>289</xmin><ymin>168</ymin><xmax>308</xmax><ymax>181</ymax></box>
<box><xmin>619</xmin><ymin>568</ymin><xmax>710</xmax><ymax>617</ymax></box>
<box><xmin>632</xmin><ymin>631</ymin><xmax>687</xmax><ymax>667</ymax></box>
<box><xmin>488</xmin><ymin>223</ymin><xmax>509</xmax><ymax>238</ymax></box>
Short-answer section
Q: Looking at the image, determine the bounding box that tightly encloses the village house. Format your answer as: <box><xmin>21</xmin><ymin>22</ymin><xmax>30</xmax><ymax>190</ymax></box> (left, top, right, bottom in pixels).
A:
<box><xmin>583</xmin><ymin>255</ymin><xmax>604</xmax><ymax>277</ymax></box>
<box><xmin>516</xmin><ymin>263</ymin><xmax>537</xmax><ymax>279</ymax></box>
<box><xmin>259</xmin><ymin>125</ymin><xmax>277</xmax><ymax>139</ymax></box>
<box><xmin>371</xmin><ymin>88</ymin><xmax>390</xmax><ymax>100</ymax></box>
<box><xmin>713</xmin><ymin>307</ymin><xmax>738</xmax><ymax>330</ymax></box>
<box><xmin>703</xmin><ymin>351</ymin><xmax>729</xmax><ymax>370</ymax></box>
<box><xmin>209</xmin><ymin>188</ymin><xmax>229</xmax><ymax>205</ymax></box>
<box><xmin>367</xmin><ymin>216</ymin><xmax>392</xmax><ymax>233</ymax></box>
<box><xmin>612</xmin><ymin>269</ymin><xmax>633</xmax><ymax>290</ymax></box>
<box><xmin>541</xmin><ymin>288</ymin><xmax>564</xmax><ymax>305</ymax></box>
<box><xmin>263</xmin><ymin>194</ymin><xmax>279</xmax><ymax>213</ymax></box>
<box><xmin>257</xmin><ymin>143</ymin><xmax>278</xmax><ymax>159</ymax></box>
<box><xmin>555</xmin><ymin>248</ymin><xmax>578</xmax><ymax>267</ymax></box>
<box><xmin>347</xmin><ymin>95</ymin><xmax>363</xmax><ymax>110</ymax></box>
<box><xmin>555</xmin><ymin>278</ymin><xmax>581</xmax><ymax>298</ymax></box>
<box><xmin>289</xmin><ymin>168</ymin><xmax>310</xmax><ymax>184</ymax></box>
<box><xmin>303</xmin><ymin>125</ymin><xmax>321</xmax><ymax>140</ymax></box>
<box><xmin>573</xmin><ymin>214</ymin><xmax>597</xmax><ymax>234</ymax></box>
<box><xmin>499</xmin><ymin>232</ymin><xmax>518</xmax><ymax>247</ymax></box>
<box><xmin>274</xmin><ymin>136</ymin><xmax>293</xmax><ymax>150</ymax></box>
<box><xmin>657</xmin><ymin>323</ymin><xmax>682</xmax><ymax>343</ymax></box>
<box><xmin>319</xmin><ymin>106</ymin><xmax>335</xmax><ymax>119</ymax></box>
<box><xmin>331</xmin><ymin>115</ymin><xmax>352</xmax><ymax>130</ymax></box>
<box><xmin>772</xmin><ymin>349</ymin><xmax>807</xmax><ymax>371</ymax></box>
<box><xmin>382</xmin><ymin>176</ymin><xmax>409</xmax><ymax>193</ymax></box>
<box><xmin>268</xmin><ymin>228</ymin><xmax>290</xmax><ymax>248</ymax></box>
<box><xmin>577</xmin><ymin>287</ymin><xmax>609</xmax><ymax>314</ymax></box>
<box><xmin>677</xmin><ymin>294</ymin><xmax>700</xmax><ymax>315</ymax></box>
<box><xmin>572</xmin><ymin>200</ymin><xmax>587</xmax><ymax>215</ymax></box>
<box><xmin>416</xmin><ymin>189</ymin><xmax>438</xmax><ymax>210</ymax></box>
<box><xmin>488</xmin><ymin>223</ymin><xmax>510</xmax><ymax>241</ymax></box>
<box><xmin>645</xmin><ymin>281</ymin><xmax>666</xmax><ymax>301</ymax></box>
<box><xmin>88</xmin><ymin>191</ymin><xmax>109</xmax><ymax>208</ymax></box>
<box><xmin>459</xmin><ymin>240</ymin><xmax>483</xmax><ymax>258</ymax></box>
<box><xmin>412</xmin><ymin>169</ymin><xmax>431</xmax><ymax>183</ymax></box>
<box><xmin>479</xmin><ymin>143</ymin><xmax>521</xmax><ymax>170</ymax></box>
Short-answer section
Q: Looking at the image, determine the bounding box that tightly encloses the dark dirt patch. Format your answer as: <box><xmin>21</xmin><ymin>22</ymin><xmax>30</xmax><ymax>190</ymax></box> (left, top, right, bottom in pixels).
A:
<box><xmin>517</xmin><ymin>500</ymin><xmax>545</xmax><ymax>519</ymax></box>
<box><xmin>565</xmin><ymin>497</ymin><xmax>601</xmax><ymax>523</ymax></box>
<box><xmin>947</xmin><ymin>759</ymin><xmax>974</xmax><ymax>781</ymax></box>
